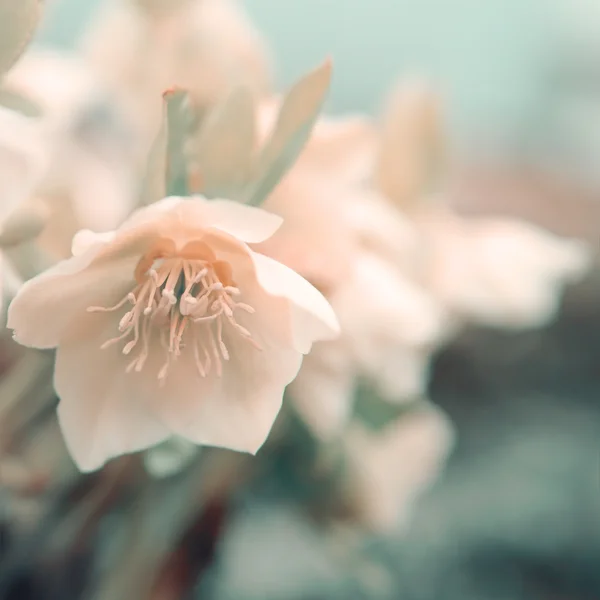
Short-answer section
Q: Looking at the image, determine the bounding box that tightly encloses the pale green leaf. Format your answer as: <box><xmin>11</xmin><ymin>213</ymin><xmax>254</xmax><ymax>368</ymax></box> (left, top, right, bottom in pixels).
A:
<box><xmin>243</xmin><ymin>59</ymin><xmax>332</xmax><ymax>207</ymax></box>
<box><xmin>138</xmin><ymin>89</ymin><xmax>191</xmax><ymax>206</ymax></box>
<box><xmin>0</xmin><ymin>0</ymin><xmax>43</xmax><ymax>76</ymax></box>
<box><xmin>0</xmin><ymin>86</ymin><xmax>42</xmax><ymax>118</ymax></box>
<box><xmin>187</xmin><ymin>86</ymin><xmax>256</xmax><ymax>199</ymax></box>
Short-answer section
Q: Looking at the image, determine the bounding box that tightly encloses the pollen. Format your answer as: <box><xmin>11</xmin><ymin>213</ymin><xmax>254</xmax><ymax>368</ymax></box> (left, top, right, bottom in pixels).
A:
<box><xmin>87</xmin><ymin>238</ymin><xmax>261</xmax><ymax>384</ymax></box>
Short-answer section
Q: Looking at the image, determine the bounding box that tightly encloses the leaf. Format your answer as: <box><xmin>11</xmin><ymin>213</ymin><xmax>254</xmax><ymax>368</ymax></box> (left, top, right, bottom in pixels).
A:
<box><xmin>187</xmin><ymin>86</ymin><xmax>256</xmax><ymax>199</ymax></box>
<box><xmin>138</xmin><ymin>88</ymin><xmax>191</xmax><ymax>206</ymax></box>
<box><xmin>0</xmin><ymin>86</ymin><xmax>42</xmax><ymax>118</ymax></box>
<box><xmin>243</xmin><ymin>59</ymin><xmax>332</xmax><ymax>207</ymax></box>
<box><xmin>0</xmin><ymin>0</ymin><xmax>43</xmax><ymax>77</ymax></box>
<box><xmin>375</xmin><ymin>81</ymin><xmax>445</xmax><ymax>208</ymax></box>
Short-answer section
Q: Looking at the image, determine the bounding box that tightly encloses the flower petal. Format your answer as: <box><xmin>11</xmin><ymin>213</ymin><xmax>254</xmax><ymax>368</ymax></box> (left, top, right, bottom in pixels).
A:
<box><xmin>289</xmin><ymin>340</ymin><xmax>355</xmax><ymax>440</ymax></box>
<box><xmin>155</xmin><ymin>320</ymin><xmax>303</xmax><ymax>454</ymax></box>
<box><xmin>250</xmin><ymin>250</ymin><xmax>340</xmax><ymax>353</ymax></box>
<box><xmin>7</xmin><ymin>244</ymin><xmax>138</xmax><ymax>349</ymax></box>
<box><xmin>180</xmin><ymin>197</ymin><xmax>283</xmax><ymax>243</ymax></box>
<box><xmin>55</xmin><ymin>315</ymin><xmax>171</xmax><ymax>472</ymax></box>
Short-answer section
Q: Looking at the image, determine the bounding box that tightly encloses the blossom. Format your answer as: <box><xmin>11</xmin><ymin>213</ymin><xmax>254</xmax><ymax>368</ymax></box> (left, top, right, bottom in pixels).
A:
<box><xmin>254</xmin><ymin>114</ymin><xmax>449</xmax><ymax>439</ymax></box>
<box><xmin>82</xmin><ymin>0</ymin><xmax>271</xmax><ymax>141</ymax></box>
<box><xmin>0</xmin><ymin>105</ymin><xmax>48</xmax><ymax>305</ymax></box>
<box><xmin>8</xmin><ymin>197</ymin><xmax>339</xmax><ymax>472</ymax></box>
<box><xmin>342</xmin><ymin>405</ymin><xmax>454</xmax><ymax>532</ymax></box>
<box><xmin>290</xmin><ymin>251</ymin><xmax>449</xmax><ymax>440</ymax></box>
<box><xmin>4</xmin><ymin>50</ymin><xmax>142</xmax><ymax>259</ymax></box>
<box><xmin>373</xmin><ymin>81</ymin><xmax>592</xmax><ymax>330</ymax></box>
<box><xmin>416</xmin><ymin>207</ymin><xmax>591</xmax><ymax>329</ymax></box>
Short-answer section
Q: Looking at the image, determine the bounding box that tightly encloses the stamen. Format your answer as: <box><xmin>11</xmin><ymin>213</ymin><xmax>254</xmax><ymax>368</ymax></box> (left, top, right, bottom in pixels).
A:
<box><xmin>89</xmin><ymin>248</ymin><xmax>260</xmax><ymax>382</ymax></box>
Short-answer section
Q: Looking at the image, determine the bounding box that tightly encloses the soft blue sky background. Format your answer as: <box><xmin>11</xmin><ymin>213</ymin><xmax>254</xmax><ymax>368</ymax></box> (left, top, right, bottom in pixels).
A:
<box><xmin>36</xmin><ymin>0</ymin><xmax>600</xmax><ymax>162</ymax></box>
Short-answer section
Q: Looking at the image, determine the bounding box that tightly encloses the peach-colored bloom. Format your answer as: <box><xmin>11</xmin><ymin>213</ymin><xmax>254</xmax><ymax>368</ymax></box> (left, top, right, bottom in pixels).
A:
<box><xmin>290</xmin><ymin>251</ymin><xmax>449</xmax><ymax>440</ymax></box>
<box><xmin>343</xmin><ymin>405</ymin><xmax>454</xmax><ymax>532</ymax></box>
<box><xmin>4</xmin><ymin>50</ymin><xmax>142</xmax><ymax>259</ymax></box>
<box><xmin>82</xmin><ymin>0</ymin><xmax>271</xmax><ymax>144</ymax></box>
<box><xmin>374</xmin><ymin>81</ymin><xmax>592</xmax><ymax>330</ymax></box>
<box><xmin>8</xmin><ymin>197</ymin><xmax>339</xmax><ymax>471</ymax></box>
<box><xmin>254</xmin><ymin>115</ymin><xmax>450</xmax><ymax>439</ymax></box>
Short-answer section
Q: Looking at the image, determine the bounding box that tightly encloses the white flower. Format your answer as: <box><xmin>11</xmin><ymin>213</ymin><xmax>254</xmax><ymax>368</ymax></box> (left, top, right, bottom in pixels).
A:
<box><xmin>8</xmin><ymin>197</ymin><xmax>339</xmax><ymax>472</ymax></box>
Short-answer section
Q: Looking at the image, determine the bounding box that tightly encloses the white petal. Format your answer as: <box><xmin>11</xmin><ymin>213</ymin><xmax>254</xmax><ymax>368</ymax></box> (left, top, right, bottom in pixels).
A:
<box><xmin>180</xmin><ymin>197</ymin><xmax>283</xmax><ymax>243</ymax></box>
<box><xmin>55</xmin><ymin>316</ymin><xmax>171</xmax><ymax>472</ymax></box>
<box><xmin>345</xmin><ymin>405</ymin><xmax>454</xmax><ymax>532</ymax></box>
<box><xmin>155</xmin><ymin>322</ymin><xmax>303</xmax><ymax>454</ymax></box>
<box><xmin>8</xmin><ymin>246</ymin><xmax>137</xmax><ymax>349</ymax></box>
<box><xmin>289</xmin><ymin>341</ymin><xmax>355</xmax><ymax>440</ymax></box>
<box><xmin>250</xmin><ymin>250</ymin><xmax>340</xmax><ymax>353</ymax></box>
<box><xmin>71</xmin><ymin>229</ymin><xmax>116</xmax><ymax>256</ymax></box>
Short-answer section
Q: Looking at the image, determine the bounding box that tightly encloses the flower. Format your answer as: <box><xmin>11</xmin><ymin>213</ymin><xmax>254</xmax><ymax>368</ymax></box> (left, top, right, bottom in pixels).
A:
<box><xmin>342</xmin><ymin>405</ymin><xmax>454</xmax><ymax>532</ymax></box>
<box><xmin>372</xmin><ymin>80</ymin><xmax>592</xmax><ymax>330</ymax></box>
<box><xmin>0</xmin><ymin>105</ymin><xmax>48</xmax><ymax>307</ymax></box>
<box><xmin>4</xmin><ymin>50</ymin><xmax>143</xmax><ymax>259</ymax></box>
<box><xmin>8</xmin><ymin>197</ymin><xmax>339</xmax><ymax>471</ymax></box>
<box><xmin>416</xmin><ymin>207</ymin><xmax>592</xmax><ymax>329</ymax></box>
<box><xmin>253</xmin><ymin>114</ymin><xmax>449</xmax><ymax>439</ymax></box>
<box><xmin>290</xmin><ymin>251</ymin><xmax>449</xmax><ymax>440</ymax></box>
<box><xmin>82</xmin><ymin>0</ymin><xmax>271</xmax><ymax>142</ymax></box>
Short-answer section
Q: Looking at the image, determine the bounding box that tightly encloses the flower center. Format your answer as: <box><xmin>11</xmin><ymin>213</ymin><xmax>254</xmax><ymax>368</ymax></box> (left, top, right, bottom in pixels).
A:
<box><xmin>87</xmin><ymin>238</ymin><xmax>261</xmax><ymax>384</ymax></box>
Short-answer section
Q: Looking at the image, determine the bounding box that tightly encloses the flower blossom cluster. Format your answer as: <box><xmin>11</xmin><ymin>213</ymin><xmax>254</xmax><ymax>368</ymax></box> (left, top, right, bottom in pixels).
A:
<box><xmin>0</xmin><ymin>0</ymin><xmax>592</xmax><ymax>540</ymax></box>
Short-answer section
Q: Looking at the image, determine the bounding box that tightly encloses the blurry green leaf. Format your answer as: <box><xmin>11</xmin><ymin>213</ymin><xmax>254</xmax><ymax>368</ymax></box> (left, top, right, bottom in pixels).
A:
<box><xmin>0</xmin><ymin>0</ymin><xmax>43</xmax><ymax>76</ymax></box>
<box><xmin>243</xmin><ymin>59</ymin><xmax>332</xmax><ymax>207</ymax></box>
<box><xmin>188</xmin><ymin>86</ymin><xmax>256</xmax><ymax>199</ymax></box>
<box><xmin>0</xmin><ymin>87</ymin><xmax>42</xmax><ymax>117</ymax></box>
<box><xmin>353</xmin><ymin>381</ymin><xmax>426</xmax><ymax>431</ymax></box>
<box><xmin>139</xmin><ymin>89</ymin><xmax>192</xmax><ymax>205</ymax></box>
<box><xmin>0</xmin><ymin>201</ymin><xmax>48</xmax><ymax>249</ymax></box>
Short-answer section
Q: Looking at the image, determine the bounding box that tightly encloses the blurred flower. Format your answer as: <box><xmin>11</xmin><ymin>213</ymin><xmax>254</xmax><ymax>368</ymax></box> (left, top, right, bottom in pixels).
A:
<box><xmin>4</xmin><ymin>50</ymin><xmax>142</xmax><ymax>259</ymax></box>
<box><xmin>254</xmin><ymin>114</ymin><xmax>450</xmax><ymax>439</ymax></box>
<box><xmin>342</xmin><ymin>405</ymin><xmax>454</xmax><ymax>533</ymax></box>
<box><xmin>82</xmin><ymin>0</ymin><xmax>271</xmax><ymax>146</ymax></box>
<box><xmin>416</xmin><ymin>207</ymin><xmax>591</xmax><ymax>329</ymax></box>
<box><xmin>8</xmin><ymin>196</ymin><xmax>339</xmax><ymax>471</ymax></box>
<box><xmin>0</xmin><ymin>105</ymin><xmax>49</xmax><ymax>306</ymax></box>
<box><xmin>374</xmin><ymin>81</ymin><xmax>592</xmax><ymax>330</ymax></box>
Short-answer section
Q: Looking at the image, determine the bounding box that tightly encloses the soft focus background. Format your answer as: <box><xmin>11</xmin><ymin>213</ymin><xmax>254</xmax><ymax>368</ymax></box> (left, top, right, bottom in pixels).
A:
<box><xmin>5</xmin><ymin>1</ymin><xmax>600</xmax><ymax>599</ymax></box>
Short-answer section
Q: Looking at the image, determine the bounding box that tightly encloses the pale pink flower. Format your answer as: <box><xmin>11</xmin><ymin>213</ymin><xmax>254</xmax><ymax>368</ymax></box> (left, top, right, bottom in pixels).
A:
<box><xmin>82</xmin><ymin>0</ymin><xmax>271</xmax><ymax>143</ymax></box>
<box><xmin>416</xmin><ymin>206</ymin><xmax>591</xmax><ymax>328</ymax></box>
<box><xmin>8</xmin><ymin>197</ymin><xmax>339</xmax><ymax>472</ymax></box>
<box><xmin>343</xmin><ymin>405</ymin><xmax>454</xmax><ymax>533</ymax></box>
<box><xmin>254</xmin><ymin>114</ymin><xmax>450</xmax><ymax>439</ymax></box>
<box><xmin>289</xmin><ymin>251</ymin><xmax>450</xmax><ymax>440</ymax></box>
<box><xmin>375</xmin><ymin>81</ymin><xmax>592</xmax><ymax>330</ymax></box>
<box><xmin>4</xmin><ymin>50</ymin><xmax>142</xmax><ymax>259</ymax></box>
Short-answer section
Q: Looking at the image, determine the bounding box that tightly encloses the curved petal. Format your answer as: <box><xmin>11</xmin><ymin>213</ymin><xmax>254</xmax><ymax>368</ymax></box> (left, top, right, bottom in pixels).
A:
<box><xmin>71</xmin><ymin>229</ymin><xmax>116</xmax><ymax>256</ymax></box>
<box><xmin>177</xmin><ymin>197</ymin><xmax>283</xmax><ymax>243</ymax></box>
<box><xmin>8</xmin><ymin>245</ymin><xmax>138</xmax><ymax>349</ymax></box>
<box><xmin>249</xmin><ymin>250</ymin><xmax>340</xmax><ymax>353</ymax></box>
<box><xmin>155</xmin><ymin>317</ymin><xmax>303</xmax><ymax>454</ymax></box>
<box><xmin>55</xmin><ymin>315</ymin><xmax>171</xmax><ymax>472</ymax></box>
<box><xmin>122</xmin><ymin>196</ymin><xmax>283</xmax><ymax>245</ymax></box>
<box><xmin>289</xmin><ymin>340</ymin><xmax>355</xmax><ymax>440</ymax></box>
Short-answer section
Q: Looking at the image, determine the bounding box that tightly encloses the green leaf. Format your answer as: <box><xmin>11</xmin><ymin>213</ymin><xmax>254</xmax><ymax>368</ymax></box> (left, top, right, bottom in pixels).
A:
<box><xmin>353</xmin><ymin>380</ymin><xmax>426</xmax><ymax>431</ymax></box>
<box><xmin>243</xmin><ymin>59</ymin><xmax>332</xmax><ymax>207</ymax></box>
<box><xmin>138</xmin><ymin>88</ymin><xmax>192</xmax><ymax>206</ymax></box>
<box><xmin>0</xmin><ymin>0</ymin><xmax>43</xmax><ymax>77</ymax></box>
<box><xmin>0</xmin><ymin>86</ymin><xmax>42</xmax><ymax>117</ymax></box>
<box><xmin>187</xmin><ymin>86</ymin><xmax>256</xmax><ymax>199</ymax></box>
